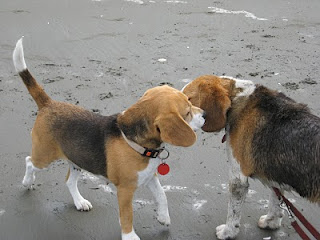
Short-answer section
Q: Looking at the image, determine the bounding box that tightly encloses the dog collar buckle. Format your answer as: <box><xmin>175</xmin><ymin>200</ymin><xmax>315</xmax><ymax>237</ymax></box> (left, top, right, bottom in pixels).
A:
<box><xmin>143</xmin><ymin>148</ymin><xmax>161</xmax><ymax>158</ymax></box>
<box><xmin>142</xmin><ymin>147</ymin><xmax>170</xmax><ymax>159</ymax></box>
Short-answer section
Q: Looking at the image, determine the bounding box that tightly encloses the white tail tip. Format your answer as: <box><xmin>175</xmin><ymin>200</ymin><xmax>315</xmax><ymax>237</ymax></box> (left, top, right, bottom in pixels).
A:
<box><xmin>13</xmin><ymin>37</ymin><xmax>27</xmax><ymax>73</ymax></box>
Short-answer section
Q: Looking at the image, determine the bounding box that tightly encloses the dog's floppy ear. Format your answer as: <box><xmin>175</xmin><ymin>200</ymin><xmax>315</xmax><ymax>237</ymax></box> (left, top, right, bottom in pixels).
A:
<box><xmin>155</xmin><ymin>113</ymin><xmax>196</xmax><ymax>147</ymax></box>
<box><xmin>200</xmin><ymin>82</ymin><xmax>231</xmax><ymax>132</ymax></box>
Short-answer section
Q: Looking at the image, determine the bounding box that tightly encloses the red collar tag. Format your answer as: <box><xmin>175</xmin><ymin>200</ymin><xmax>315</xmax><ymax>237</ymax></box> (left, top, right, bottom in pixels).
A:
<box><xmin>158</xmin><ymin>162</ymin><xmax>170</xmax><ymax>175</ymax></box>
<box><xmin>157</xmin><ymin>148</ymin><xmax>170</xmax><ymax>175</ymax></box>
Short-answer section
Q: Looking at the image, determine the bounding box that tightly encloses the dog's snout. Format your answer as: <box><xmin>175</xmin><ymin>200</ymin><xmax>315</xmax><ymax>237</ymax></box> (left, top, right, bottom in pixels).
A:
<box><xmin>189</xmin><ymin>109</ymin><xmax>206</xmax><ymax>131</ymax></box>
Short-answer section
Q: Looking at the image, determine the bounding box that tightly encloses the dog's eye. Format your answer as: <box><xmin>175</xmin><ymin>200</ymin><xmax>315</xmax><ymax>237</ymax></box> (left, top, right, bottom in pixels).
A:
<box><xmin>188</xmin><ymin>97</ymin><xmax>192</xmax><ymax>101</ymax></box>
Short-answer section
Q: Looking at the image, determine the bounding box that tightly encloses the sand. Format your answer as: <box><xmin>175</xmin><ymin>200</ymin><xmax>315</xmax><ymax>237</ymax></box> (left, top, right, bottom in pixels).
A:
<box><xmin>0</xmin><ymin>0</ymin><xmax>319</xmax><ymax>239</ymax></box>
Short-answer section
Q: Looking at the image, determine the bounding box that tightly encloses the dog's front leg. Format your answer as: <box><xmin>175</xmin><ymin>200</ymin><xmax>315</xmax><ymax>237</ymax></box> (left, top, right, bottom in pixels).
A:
<box><xmin>216</xmin><ymin>145</ymin><xmax>249</xmax><ymax>239</ymax></box>
<box><xmin>147</xmin><ymin>174</ymin><xmax>171</xmax><ymax>226</ymax></box>
<box><xmin>258</xmin><ymin>188</ymin><xmax>284</xmax><ymax>229</ymax></box>
<box><xmin>117</xmin><ymin>185</ymin><xmax>140</xmax><ymax>240</ymax></box>
<box><xmin>66</xmin><ymin>162</ymin><xmax>92</xmax><ymax>211</ymax></box>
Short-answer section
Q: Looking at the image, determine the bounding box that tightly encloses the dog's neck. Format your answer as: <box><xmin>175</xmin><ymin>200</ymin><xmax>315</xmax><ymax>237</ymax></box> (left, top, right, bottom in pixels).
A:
<box><xmin>117</xmin><ymin>113</ymin><xmax>162</xmax><ymax>149</ymax></box>
<box><xmin>120</xmin><ymin>130</ymin><xmax>165</xmax><ymax>158</ymax></box>
<box><xmin>219</xmin><ymin>77</ymin><xmax>256</xmax><ymax>131</ymax></box>
<box><xmin>220</xmin><ymin>76</ymin><xmax>255</xmax><ymax>102</ymax></box>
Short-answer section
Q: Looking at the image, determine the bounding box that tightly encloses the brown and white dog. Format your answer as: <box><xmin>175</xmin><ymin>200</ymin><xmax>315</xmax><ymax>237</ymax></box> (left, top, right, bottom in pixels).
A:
<box><xmin>182</xmin><ymin>75</ymin><xmax>320</xmax><ymax>239</ymax></box>
<box><xmin>13</xmin><ymin>38</ymin><xmax>205</xmax><ymax>240</ymax></box>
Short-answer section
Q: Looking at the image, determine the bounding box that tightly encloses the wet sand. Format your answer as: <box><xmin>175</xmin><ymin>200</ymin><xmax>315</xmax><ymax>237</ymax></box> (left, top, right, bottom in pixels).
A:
<box><xmin>0</xmin><ymin>0</ymin><xmax>320</xmax><ymax>239</ymax></box>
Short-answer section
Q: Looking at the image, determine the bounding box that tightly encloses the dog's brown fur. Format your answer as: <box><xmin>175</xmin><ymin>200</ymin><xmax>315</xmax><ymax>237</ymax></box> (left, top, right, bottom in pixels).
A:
<box><xmin>21</xmin><ymin>69</ymin><xmax>202</xmax><ymax>233</ymax></box>
<box><xmin>183</xmin><ymin>75</ymin><xmax>320</xmax><ymax>239</ymax></box>
<box><xmin>183</xmin><ymin>75</ymin><xmax>320</xmax><ymax>201</ymax></box>
<box><xmin>14</xmin><ymin>38</ymin><xmax>204</xmax><ymax>237</ymax></box>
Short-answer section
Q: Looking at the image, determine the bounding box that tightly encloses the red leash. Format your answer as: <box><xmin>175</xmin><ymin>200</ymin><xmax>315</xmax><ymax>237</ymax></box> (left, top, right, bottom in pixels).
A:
<box><xmin>273</xmin><ymin>187</ymin><xmax>320</xmax><ymax>240</ymax></box>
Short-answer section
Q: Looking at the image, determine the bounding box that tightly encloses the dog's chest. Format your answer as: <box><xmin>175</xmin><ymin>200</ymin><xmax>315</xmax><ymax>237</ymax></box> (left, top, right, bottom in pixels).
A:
<box><xmin>137</xmin><ymin>158</ymin><xmax>161</xmax><ymax>187</ymax></box>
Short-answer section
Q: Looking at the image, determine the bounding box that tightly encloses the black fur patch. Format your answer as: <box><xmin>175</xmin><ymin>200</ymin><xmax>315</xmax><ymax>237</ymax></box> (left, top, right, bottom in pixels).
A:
<box><xmin>251</xmin><ymin>86</ymin><xmax>320</xmax><ymax>199</ymax></box>
<box><xmin>118</xmin><ymin>118</ymin><xmax>162</xmax><ymax>147</ymax></box>
<box><xmin>118</xmin><ymin>119</ymin><xmax>148</xmax><ymax>140</ymax></box>
<box><xmin>51</xmin><ymin>112</ymin><xmax>120</xmax><ymax>177</ymax></box>
<box><xmin>19</xmin><ymin>70</ymin><xmax>34</xmax><ymax>87</ymax></box>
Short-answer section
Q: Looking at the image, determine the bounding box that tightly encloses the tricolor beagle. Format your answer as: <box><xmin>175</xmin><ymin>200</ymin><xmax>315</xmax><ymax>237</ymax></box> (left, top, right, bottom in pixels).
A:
<box><xmin>12</xmin><ymin>38</ymin><xmax>205</xmax><ymax>240</ymax></box>
<box><xmin>182</xmin><ymin>75</ymin><xmax>320</xmax><ymax>239</ymax></box>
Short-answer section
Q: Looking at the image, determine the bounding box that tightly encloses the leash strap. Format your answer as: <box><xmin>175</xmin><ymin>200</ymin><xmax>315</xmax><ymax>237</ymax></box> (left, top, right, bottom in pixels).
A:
<box><xmin>291</xmin><ymin>220</ymin><xmax>311</xmax><ymax>240</ymax></box>
<box><xmin>273</xmin><ymin>187</ymin><xmax>320</xmax><ymax>240</ymax></box>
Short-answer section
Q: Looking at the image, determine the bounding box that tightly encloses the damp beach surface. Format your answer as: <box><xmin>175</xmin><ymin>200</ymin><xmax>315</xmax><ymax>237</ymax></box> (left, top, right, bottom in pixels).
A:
<box><xmin>1</xmin><ymin>0</ymin><xmax>320</xmax><ymax>239</ymax></box>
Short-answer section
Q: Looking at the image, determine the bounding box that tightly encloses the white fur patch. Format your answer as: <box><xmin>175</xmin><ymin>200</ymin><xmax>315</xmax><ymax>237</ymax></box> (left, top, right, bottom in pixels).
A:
<box><xmin>221</xmin><ymin>76</ymin><xmax>255</xmax><ymax>99</ymax></box>
<box><xmin>122</xmin><ymin>229</ymin><xmax>140</xmax><ymax>240</ymax></box>
<box><xmin>258</xmin><ymin>190</ymin><xmax>284</xmax><ymax>229</ymax></box>
<box><xmin>189</xmin><ymin>112</ymin><xmax>205</xmax><ymax>131</ymax></box>
<box><xmin>147</xmin><ymin>176</ymin><xmax>171</xmax><ymax>225</ymax></box>
<box><xmin>137</xmin><ymin>158</ymin><xmax>161</xmax><ymax>187</ymax></box>
<box><xmin>13</xmin><ymin>37</ymin><xmax>27</xmax><ymax>72</ymax></box>
<box><xmin>66</xmin><ymin>163</ymin><xmax>92</xmax><ymax>211</ymax></box>
<box><xmin>22</xmin><ymin>156</ymin><xmax>40</xmax><ymax>189</ymax></box>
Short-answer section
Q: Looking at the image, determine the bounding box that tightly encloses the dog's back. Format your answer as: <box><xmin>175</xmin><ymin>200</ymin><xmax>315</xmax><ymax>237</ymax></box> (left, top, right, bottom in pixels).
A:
<box><xmin>229</xmin><ymin>85</ymin><xmax>320</xmax><ymax>202</ymax></box>
<box><xmin>43</xmin><ymin>103</ymin><xmax>121</xmax><ymax>175</ymax></box>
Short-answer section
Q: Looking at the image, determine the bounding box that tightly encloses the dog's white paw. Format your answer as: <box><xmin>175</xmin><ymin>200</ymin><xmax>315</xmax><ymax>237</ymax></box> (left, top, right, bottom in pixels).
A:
<box><xmin>122</xmin><ymin>229</ymin><xmax>140</xmax><ymax>240</ymax></box>
<box><xmin>258</xmin><ymin>214</ymin><xmax>283</xmax><ymax>229</ymax></box>
<box><xmin>22</xmin><ymin>156</ymin><xmax>36</xmax><ymax>189</ymax></box>
<box><xmin>75</xmin><ymin>198</ymin><xmax>93</xmax><ymax>211</ymax></box>
<box><xmin>216</xmin><ymin>224</ymin><xmax>239</xmax><ymax>240</ymax></box>
<box><xmin>22</xmin><ymin>171</ymin><xmax>35</xmax><ymax>189</ymax></box>
<box><xmin>157</xmin><ymin>212</ymin><xmax>171</xmax><ymax>226</ymax></box>
<box><xmin>22</xmin><ymin>175</ymin><xmax>35</xmax><ymax>189</ymax></box>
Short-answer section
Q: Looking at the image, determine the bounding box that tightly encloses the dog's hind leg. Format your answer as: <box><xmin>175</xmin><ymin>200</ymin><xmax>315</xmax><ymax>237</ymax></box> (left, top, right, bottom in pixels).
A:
<box><xmin>258</xmin><ymin>188</ymin><xmax>284</xmax><ymax>229</ymax></box>
<box><xmin>147</xmin><ymin>175</ymin><xmax>171</xmax><ymax>226</ymax></box>
<box><xmin>22</xmin><ymin>156</ymin><xmax>40</xmax><ymax>189</ymax></box>
<box><xmin>216</xmin><ymin>146</ymin><xmax>249</xmax><ymax>240</ymax></box>
<box><xmin>23</xmin><ymin>133</ymin><xmax>61</xmax><ymax>189</ymax></box>
<box><xmin>24</xmin><ymin>124</ymin><xmax>62</xmax><ymax>189</ymax></box>
<box><xmin>66</xmin><ymin>162</ymin><xmax>92</xmax><ymax>211</ymax></box>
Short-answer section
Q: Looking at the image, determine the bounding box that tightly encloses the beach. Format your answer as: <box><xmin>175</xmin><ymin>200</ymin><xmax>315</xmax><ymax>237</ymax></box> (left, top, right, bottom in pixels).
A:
<box><xmin>0</xmin><ymin>0</ymin><xmax>319</xmax><ymax>239</ymax></box>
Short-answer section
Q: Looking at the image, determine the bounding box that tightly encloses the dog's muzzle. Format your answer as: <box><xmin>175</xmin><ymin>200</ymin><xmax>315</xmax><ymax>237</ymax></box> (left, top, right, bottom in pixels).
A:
<box><xmin>189</xmin><ymin>112</ymin><xmax>206</xmax><ymax>131</ymax></box>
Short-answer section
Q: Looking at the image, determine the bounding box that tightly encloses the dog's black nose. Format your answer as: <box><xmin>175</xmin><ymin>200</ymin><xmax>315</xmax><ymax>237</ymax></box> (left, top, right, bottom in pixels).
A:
<box><xmin>202</xmin><ymin>111</ymin><xmax>206</xmax><ymax>119</ymax></box>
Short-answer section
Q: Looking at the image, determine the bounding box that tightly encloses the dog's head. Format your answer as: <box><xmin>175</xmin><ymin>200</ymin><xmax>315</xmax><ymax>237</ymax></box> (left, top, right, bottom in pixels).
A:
<box><xmin>182</xmin><ymin>75</ymin><xmax>232</xmax><ymax>132</ymax></box>
<box><xmin>118</xmin><ymin>85</ymin><xmax>205</xmax><ymax>147</ymax></box>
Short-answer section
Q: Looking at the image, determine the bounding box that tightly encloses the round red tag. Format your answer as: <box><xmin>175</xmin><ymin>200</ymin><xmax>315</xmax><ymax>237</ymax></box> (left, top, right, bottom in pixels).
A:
<box><xmin>158</xmin><ymin>163</ymin><xmax>170</xmax><ymax>175</ymax></box>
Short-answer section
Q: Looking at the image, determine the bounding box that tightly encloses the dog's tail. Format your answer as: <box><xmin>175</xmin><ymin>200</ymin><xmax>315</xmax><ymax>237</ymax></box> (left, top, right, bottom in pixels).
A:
<box><xmin>13</xmin><ymin>37</ymin><xmax>51</xmax><ymax>110</ymax></box>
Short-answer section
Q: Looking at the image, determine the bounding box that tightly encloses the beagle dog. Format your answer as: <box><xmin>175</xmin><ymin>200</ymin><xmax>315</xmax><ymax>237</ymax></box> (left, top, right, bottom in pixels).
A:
<box><xmin>13</xmin><ymin>38</ymin><xmax>205</xmax><ymax>240</ymax></box>
<box><xmin>182</xmin><ymin>75</ymin><xmax>320</xmax><ymax>239</ymax></box>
